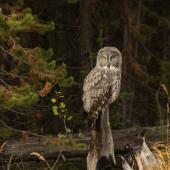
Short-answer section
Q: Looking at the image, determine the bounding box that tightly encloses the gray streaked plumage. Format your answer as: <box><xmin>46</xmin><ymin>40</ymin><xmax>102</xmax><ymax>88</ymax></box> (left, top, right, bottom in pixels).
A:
<box><xmin>82</xmin><ymin>47</ymin><xmax>122</xmax><ymax>120</ymax></box>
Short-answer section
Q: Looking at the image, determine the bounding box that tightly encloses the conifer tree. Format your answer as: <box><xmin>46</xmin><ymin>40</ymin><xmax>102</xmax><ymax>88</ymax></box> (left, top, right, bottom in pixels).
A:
<box><xmin>0</xmin><ymin>3</ymin><xmax>74</xmax><ymax>113</ymax></box>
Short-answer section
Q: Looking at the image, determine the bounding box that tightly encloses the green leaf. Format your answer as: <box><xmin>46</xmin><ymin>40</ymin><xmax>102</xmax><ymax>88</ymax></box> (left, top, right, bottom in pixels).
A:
<box><xmin>66</xmin><ymin>128</ymin><xmax>71</xmax><ymax>134</ymax></box>
<box><xmin>52</xmin><ymin>106</ymin><xmax>59</xmax><ymax>116</ymax></box>
<box><xmin>51</xmin><ymin>98</ymin><xmax>56</xmax><ymax>103</ymax></box>
<box><xmin>58</xmin><ymin>133</ymin><xmax>66</xmax><ymax>139</ymax></box>
<box><xmin>59</xmin><ymin>102</ymin><xmax>65</xmax><ymax>109</ymax></box>
<box><xmin>67</xmin><ymin>116</ymin><xmax>72</xmax><ymax>121</ymax></box>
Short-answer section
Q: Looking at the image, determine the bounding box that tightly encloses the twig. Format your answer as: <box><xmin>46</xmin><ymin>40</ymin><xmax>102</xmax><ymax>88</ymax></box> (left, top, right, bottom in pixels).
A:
<box><xmin>0</xmin><ymin>45</ymin><xmax>33</xmax><ymax>68</ymax></box>
<box><xmin>20</xmin><ymin>159</ymin><xmax>26</xmax><ymax>170</ymax></box>
<box><xmin>160</xmin><ymin>84</ymin><xmax>169</xmax><ymax>144</ymax></box>
<box><xmin>7</xmin><ymin>154</ymin><xmax>13</xmax><ymax>170</ymax></box>
<box><xmin>156</xmin><ymin>84</ymin><xmax>169</xmax><ymax>144</ymax></box>
<box><xmin>44</xmin><ymin>160</ymin><xmax>52</xmax><ymax>170</ymax></box>
<box><xmin>0</xmin><ymin>159</ymin><xmax>6</xmax><ymax>170</ymax></box>
<box><xmin>0</xmin><ymin>141</ymin><xmax>7</xmax><ymax>153</ymax></box>
<box><xmin>0</xmin><ymin>119</ymin><xmax>46</xmax><ymax>138</ymax></box>
<box><xmin>52</xmin><ymin>145</ymin><xmax>63</xmax><ymax>170</ymax></box>
<box><xmin>156</xmin><ymin>86</ymin><xmax>163</xmax><ymax>127</ymax></box>
<box><xmin>14</xmin><ymin>162</ymin><xmax>22</xmax><ymax>170</ymax></box>
<box><xmin>0</xmin><ymin>45</ymin><xmax>17</xmax><ymax>59</ymax></box>
<box><xmin>142</xmin><ymin>5</ymin><xmax>168</xmax><ymax>24</ymax></box>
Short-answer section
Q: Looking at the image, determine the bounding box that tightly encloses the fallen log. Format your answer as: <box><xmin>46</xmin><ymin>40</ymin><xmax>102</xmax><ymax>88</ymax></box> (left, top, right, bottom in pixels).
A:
<box><xmin>0</xmin><ymin>126</ymin><xmax>169</xmax><ymax>163</ymax></box>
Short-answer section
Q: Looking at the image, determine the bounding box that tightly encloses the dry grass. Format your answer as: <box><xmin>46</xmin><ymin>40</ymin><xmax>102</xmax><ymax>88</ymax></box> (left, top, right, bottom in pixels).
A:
<box><xmin>151</xmin><ymin>142</ymin><xmax>170</xmax><ymax>170</ymax></box>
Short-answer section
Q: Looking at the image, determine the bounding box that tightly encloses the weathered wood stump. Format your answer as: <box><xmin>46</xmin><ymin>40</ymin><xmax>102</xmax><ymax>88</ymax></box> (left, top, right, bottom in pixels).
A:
<box><xmin>87</xmin><ymin>106</ymin><xmax>115</xmax><ymax>170</ymax></box>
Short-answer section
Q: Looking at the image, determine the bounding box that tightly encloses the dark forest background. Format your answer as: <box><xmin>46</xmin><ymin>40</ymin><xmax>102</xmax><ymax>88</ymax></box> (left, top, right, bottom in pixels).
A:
<box><xmin>0</xmin><ymin>0</ymin><xmax>170</xmax><ymax>139</ymax></box>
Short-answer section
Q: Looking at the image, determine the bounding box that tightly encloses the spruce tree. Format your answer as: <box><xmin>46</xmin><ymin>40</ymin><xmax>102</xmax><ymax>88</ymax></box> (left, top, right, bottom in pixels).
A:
<box><xmin>0</xmin><ymin>3</ymin><xmax>74</xmax><ymax>123</ymax></box>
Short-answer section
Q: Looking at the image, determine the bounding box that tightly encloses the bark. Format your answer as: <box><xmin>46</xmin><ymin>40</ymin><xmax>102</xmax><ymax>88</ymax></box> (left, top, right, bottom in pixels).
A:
<box><xmin>122</xmin><ymin>0</ymin><xmax>136</xmax><ymax>120</ymax></box>
<box><xmin>87</xmin><ymin>106</ymin><xmax>115</xmax><ymax>170</ymax></box>
<box><xmin>134</xmin><ymin>0</ymin><xmax>142</xmax><ymax>59</ymax></box>
<box><xmin>129</xmin><ymin>0</ymin><xmax>142</xmax><ymax>119</ymax></box>
<box><xmin>122</xmin><ymin>0</ymin><xmax>129</xmax><ymax>119</ymax></box>
<box><xmin>79</xmin><ymin>0</ymin><xmax>96</xmax><ymax>68</ymax></box>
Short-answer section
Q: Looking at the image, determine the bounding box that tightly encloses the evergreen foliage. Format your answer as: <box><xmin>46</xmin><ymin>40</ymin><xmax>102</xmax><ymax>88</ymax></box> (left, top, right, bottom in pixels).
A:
<box><xmin>0</xmin><ymin>4</ymin><xmax>74</xmax><ymax>112</ymax></box>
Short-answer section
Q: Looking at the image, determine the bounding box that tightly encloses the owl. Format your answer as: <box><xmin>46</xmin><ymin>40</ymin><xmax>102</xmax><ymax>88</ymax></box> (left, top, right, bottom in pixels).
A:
<box><xmin>82</xmin><ymin>47</ymin><xmax>122</xmax><ymax>121</ymax></box>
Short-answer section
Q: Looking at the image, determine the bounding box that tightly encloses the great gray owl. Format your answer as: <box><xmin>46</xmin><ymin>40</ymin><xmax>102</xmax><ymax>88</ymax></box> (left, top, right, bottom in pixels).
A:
<box><xmin>82</xmin><ymin>47</ymin><xmax>122</xmax><ymax>121</ymax></box>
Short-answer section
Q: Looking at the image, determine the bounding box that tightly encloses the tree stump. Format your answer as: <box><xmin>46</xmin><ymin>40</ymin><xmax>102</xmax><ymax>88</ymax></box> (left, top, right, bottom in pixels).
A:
<box><xmin>87</xmin><ymin>105</ymin><xmax>115</xmax><ymax>170</ymax></box>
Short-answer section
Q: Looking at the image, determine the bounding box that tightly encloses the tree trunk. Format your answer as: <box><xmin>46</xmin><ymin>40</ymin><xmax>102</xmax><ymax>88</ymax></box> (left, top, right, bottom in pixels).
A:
<box><xmin>128</xmin><ymin>0</ymin><xmax>142</xmax><ymax>119</ymax></box>
<box><xmin>79</xmin><ymin>0</ymin><xmax>96</xmax><ymax>69</ymax></box>
<box><xmin>87</xmin><ymin>105</ymin><xmax>115</xmax><ymax>170</ymax></box>
<box><xmin>122</xmin><ymin>0</ymin><xmax>134</xmax><ymax>120</ymax></box>
<box><xmin>122</xmin><ymin>0</ymin><xmax>129</xmax><ymax>119</ymax></box>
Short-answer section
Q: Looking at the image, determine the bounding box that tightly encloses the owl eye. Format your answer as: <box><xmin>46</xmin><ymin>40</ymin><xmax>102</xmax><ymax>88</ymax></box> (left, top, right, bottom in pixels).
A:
<box><xmin>99</xmin><ymin>55</ymin><xmax>107</xmax><ymax>66</ymax></box>
<box><xmin>110</xmin><ymin>56</ymin><xmax>114</xmax><ymax>61</ymax></box>
<box><xmin>110</xmin><ymin>56</ymin><xmax>119</xmax><ymax>67</ymax></box>
<box><xmin>110</xmin><ymin>55</ymin><xmax>116</xmax><ymax>61</ymax></box>
<box><xmin>110</xmin><ymin>53</ymin><xmax>118</xmax><ymax>60</ymax></box>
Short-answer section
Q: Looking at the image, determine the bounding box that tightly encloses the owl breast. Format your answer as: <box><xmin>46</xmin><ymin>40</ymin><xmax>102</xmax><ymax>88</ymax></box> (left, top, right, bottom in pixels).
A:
<box><xmin>82</xmin><ymin>67</ymin><xmax>121</xmax><ymax>120</ymax></box>
<box><xmin>108</xmin><ymin>70</ymin><xmax>121</xmax><ymax>104</ymax></box>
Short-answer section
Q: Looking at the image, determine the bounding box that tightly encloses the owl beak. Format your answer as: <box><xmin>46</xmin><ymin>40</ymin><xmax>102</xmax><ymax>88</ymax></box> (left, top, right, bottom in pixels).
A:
<box><xmin>107</xmin><ymin>63</ymin><xmax>110</xmax><ymax>68</ymax></box>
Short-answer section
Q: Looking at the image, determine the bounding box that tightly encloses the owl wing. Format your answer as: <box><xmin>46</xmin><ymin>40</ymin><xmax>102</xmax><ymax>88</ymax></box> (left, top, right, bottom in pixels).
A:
<box><xmin>109</xmin><ymin>71</ymin><xmax>121</xmax><ymax>104</ymax></box>
<box><xmin>82</xmin><ymin>67</ymin><xmax>111</xmax><ymax>120</ymax></box>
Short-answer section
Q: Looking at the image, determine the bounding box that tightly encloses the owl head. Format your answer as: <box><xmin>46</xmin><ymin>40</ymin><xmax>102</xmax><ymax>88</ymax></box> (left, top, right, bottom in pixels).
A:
<box><xmin>96</xmin><ymin>47</ymin><xmax>122</xmax><ymax>70</ymax></box>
